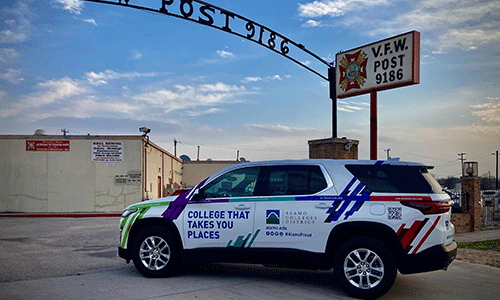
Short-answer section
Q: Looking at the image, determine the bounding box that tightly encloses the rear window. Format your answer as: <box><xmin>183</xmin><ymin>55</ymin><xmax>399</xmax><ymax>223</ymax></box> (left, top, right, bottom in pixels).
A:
<box><xmin>345</xmin><ymin>164</ymin><xmax>444</xmax><ymax>194</ymax></box>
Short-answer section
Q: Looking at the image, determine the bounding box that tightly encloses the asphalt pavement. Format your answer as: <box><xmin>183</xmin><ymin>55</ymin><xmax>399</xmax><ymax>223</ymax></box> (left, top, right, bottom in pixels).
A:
<box><xmin>0</xmin><ymin>215</ymin><xmax>499</xmax><ymax>300</ymax></box>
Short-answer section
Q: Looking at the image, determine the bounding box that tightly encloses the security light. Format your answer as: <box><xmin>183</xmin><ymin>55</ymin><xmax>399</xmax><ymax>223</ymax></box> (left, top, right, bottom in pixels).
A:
<box><xmin>139</xmin><ymin>127</ymin><xmax>151</xmax><ymax>135</ymax></box>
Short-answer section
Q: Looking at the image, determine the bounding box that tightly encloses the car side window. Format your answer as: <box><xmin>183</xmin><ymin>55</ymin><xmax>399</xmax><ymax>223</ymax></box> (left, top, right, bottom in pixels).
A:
<box><xmin>260</xmin><ymin>165</ymin><xmax>327</xmax><ymax>196</ymax></box>
<box><xmin>201</xmin><ymin>167</ymin><xmax>261</xmax><ymax>199</ymax></box>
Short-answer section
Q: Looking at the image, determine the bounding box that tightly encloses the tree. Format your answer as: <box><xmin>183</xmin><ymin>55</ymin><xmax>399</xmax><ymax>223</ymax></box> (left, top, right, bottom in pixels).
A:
<box><xmin>437</xmin><ymin>176</ymin><xmax>461</xmax><ymax>190</ymax></box>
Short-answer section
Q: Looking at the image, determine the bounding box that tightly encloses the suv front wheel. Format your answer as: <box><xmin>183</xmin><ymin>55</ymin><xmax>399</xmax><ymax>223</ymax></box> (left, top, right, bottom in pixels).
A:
<box><xmin>334</xmin><ymin>237</ymin><xmax>397</xmax><ymax>299</ymax></box>
<box><xmin>131</xmin><ymin>226</ymin><xmax>180</xmax><ymax>278</ymax></box>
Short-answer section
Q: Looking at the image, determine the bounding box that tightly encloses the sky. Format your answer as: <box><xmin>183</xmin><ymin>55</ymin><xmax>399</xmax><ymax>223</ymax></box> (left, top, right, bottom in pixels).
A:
<box><xmin>0</xmin><ymin>0</ymin><xmax>499</xmax><ymax>179</ymax></box>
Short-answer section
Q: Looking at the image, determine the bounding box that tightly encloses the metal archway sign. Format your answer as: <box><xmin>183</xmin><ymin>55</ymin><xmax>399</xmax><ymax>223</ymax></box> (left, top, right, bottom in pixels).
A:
<box><xmin>83</xmin><ymin>0</ymin><xmax>332</xmax><ymax>80</ymax></box>
<box><xmin>80</xmin><ymin>1</ymin><xmax>422</xmax><ymax>160</ymax></box>
<box><xmin>82</xmin><ymin>0</ymin><xmax>339</xmax><ymax>138</ymax></box>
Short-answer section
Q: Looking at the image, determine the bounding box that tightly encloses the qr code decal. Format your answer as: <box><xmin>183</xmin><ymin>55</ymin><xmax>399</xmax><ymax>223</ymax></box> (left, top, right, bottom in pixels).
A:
<box><xmin>388</xmin><ymin>207</ymin><xmax>402</xmax><ymax>220</ymax></box>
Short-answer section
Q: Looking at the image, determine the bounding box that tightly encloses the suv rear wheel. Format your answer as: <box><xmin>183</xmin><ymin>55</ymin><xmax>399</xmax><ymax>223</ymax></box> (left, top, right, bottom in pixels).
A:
<box><xmin>334</xmin><ymin>237</ymin><xmax>397</xmax><ymax>299</ymax></box>
<box><xmin>131</xmin><ymin>226</ymin><xmax>180</xmax><ymax>277</ymax></box>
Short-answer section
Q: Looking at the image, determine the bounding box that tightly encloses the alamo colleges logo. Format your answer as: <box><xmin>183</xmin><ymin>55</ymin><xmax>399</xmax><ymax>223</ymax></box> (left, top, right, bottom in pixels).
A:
<box><xmin>266</xmin><ymin>210</ymin><xmax>280</xmax><ymax>224</ymax></box>
<box><xmin>338</xmin><ymin>50</ymin><xmax>368</xmax><ymax>92</ymax></box>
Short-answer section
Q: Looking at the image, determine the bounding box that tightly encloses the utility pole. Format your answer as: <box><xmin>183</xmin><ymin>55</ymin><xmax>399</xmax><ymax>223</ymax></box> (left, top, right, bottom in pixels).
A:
<box><xmin>173</xmin><ymin>139</ymin><xmax>180</xmax><ymax>157</ymax></box>
<box><xmin>493</xmin><ymin>150</ymin><xmax>499</xmax><ymax>190</ymax></box>
<box><xmin>458</xmin><ymin>153</ymin><xmax>467</xmax><ymax>177</ymax></box>
<box><xmin>384</xmin><ymin>148</ymin><xmax>391</xmax><ymax>160</ymax></box>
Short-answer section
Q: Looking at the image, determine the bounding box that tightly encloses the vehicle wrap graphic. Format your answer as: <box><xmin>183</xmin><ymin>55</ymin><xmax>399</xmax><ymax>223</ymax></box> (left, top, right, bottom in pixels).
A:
<box><xmin>120</xmin><ymin>208</ymin><xmax>144</xmax><ymax>248</ymax></box>
<box><xmin>120</xmin><ymin>203</ymin><xmax>170</xmax><ymax>248</ymax></box>
<box><xmin>323</xmin><ymin>160</ymin><xmax>386</xmax><ymax>223</ymax></box>
<box><xmin>324</xmin><ymin>197</ymin><xmax>368</xmax><ymax>223</ymax></box>
<box><xmin>324</xmin><ymin>175</ymin><xmax>371</xmax><ymax>223</ymax></box>
<box><xmin>411</xmin><ymin>216</ymin><xmax>441</xmax><ymax>254</ymax></box>
<box><xmin>162</xmin><ymin>180</ymin><xmax>206</xmax><ymax>220</ymax></box>
<box><xmin>397</xmin><ymin>218</ymin><xmax>428</xmax><ymax>253</ymax></box>
<box><xmin>396</xmin><ymin>217</ymin><xmax>440</xmax><ymax>254</ymax></box>
<box><xmin>226</xmin><ymin>229</ymin><xmax>261</xmax><ymax>248</ymax></box>
<box><xmin>124</xmin><ymin>160</ymin><xmax>441</xmax><ymax>251</ymax></box>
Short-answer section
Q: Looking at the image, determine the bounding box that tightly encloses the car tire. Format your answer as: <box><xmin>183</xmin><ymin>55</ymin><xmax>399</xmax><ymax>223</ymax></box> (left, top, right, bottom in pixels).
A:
<box><xmin>131</xmin><ymin>226</ymin><xmax>180</xmax><ymax>278</ymax></box>
<box><xmin>334</xmin><ymin>237</ymin><xmax>397</xmax><ymax>299</ymax></box>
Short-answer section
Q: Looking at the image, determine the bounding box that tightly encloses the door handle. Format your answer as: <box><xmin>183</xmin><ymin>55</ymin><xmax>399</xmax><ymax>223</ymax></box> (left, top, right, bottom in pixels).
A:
<box><xmin>315</xmin><ymin>203</ymin><xmax>331</xmax><ymax>209</ymax></box>
<box><xmin>235</xmin><ymin>203</ymin><xmax>251</xmax><ymax>210</ymax></box>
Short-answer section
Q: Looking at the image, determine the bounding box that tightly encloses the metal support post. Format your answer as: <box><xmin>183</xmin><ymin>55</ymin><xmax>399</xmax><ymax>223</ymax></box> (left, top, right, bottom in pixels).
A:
<box><xmin>370</xmin><ymin>91</ymin><xmax>377</xmax><ymax>160</ymax></box>
<box><xmin>329</xmin><ymin>66</ymin><xmax>337</xmax><ymax>138</ymax></box>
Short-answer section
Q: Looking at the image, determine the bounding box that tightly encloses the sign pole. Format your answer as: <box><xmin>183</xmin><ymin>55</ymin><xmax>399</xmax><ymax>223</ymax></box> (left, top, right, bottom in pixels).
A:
<box><xmin>329</xmin><ymin>66</ymin><xmax>337</xmax><ymax>138</ymax></box>
<box><xmin>370</xmin><ymin>91</ymin><xmax>377</xmax><ymax>160</ymax></box>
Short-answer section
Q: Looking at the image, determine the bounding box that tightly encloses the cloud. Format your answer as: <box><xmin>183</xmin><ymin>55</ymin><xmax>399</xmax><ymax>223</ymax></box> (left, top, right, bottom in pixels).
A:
<box><xmin>242</xmin><ymin>77</ymin><xmax>263</xmax><ymax>83</ymax></box>
<box><xmin>130</xmin><ymin>50</ymin><xmax>143</xmax><ymax>60</ymax></box>
<box><xmin>173</xmin><ymin>123</ymin><xmax>329</xmax><ymax>161</ymax></box>
<box><xmin>216</xmin><ymin>50</ymin><xmax>234</xmax><ymax>58</ymax></box>
<box><xmin>471</xmin><ymin>98</ymin><xmax>500</xmax><ymax>123</ymax></box>
<box><xmin>0</xmin><ymin>68</ymin><xmax>24</xmax><ymax>84</ymax></box>
<box><xmin>20</xmin><ymin>77</ymin><xmax>86</xmax><ymax>108</ymax></box>
<box><xmin>436</xmin><ymin>29</ymin><xmax>500</xmax><ymax>52</ymax></box>
<box><xmin>242</xmin><ymin>75</ymin><xmax>285</xmax><ymax>83</ymax></box>
<box><xmin>186</xmin><ymin>108</ymin><xmax>223</xmax><ymax>117</ymax></box>
<box><xmin>83</xmin><ymin>19</ymin><xmax>97</xmax><ymax>26</ymax></box>
<box><xmin>302</xmin><ymin>20</ymin><xmax>322</xmax><ymax>27</ymax></box>
<box><xmin>51</xmin><ymin>0</ymin><xmax>84</xmax><ymax>15</ymax></box>
<box><xmin>0</xmin><ymin>73</ymin><xmax>148</xmax><ymax>121</ymax></box>
<box><xmin>338</xmin><ymin>100</ymin><xmax>369</xmax><ymax>112</ymax></box>
<box><xmin>298</xmin><ymin>0</ymin><xmax>500</xmax><ymax>52</ymax></box>
<box><xmin>199</xmin><ymin>82</ymin><xmax>245</xmax><ymax>93</ymax></box>
<box><xmin>0</xmin><ymin>48</ymin><xmax>19</xmax><ymax>62</ymax></box>
<box><xmin>0</xmin><ymin>1</ymin><xmax>32</xmax><ymax>44</ymax></box>
<box><xmin>298</xmin><ymin>0</ymin><xmax>389</xmax><ymax>18</ymax></box>
<box><xmin>369</xmin><ymin>0</ymin><xmax>500</xmax><ymax>46</ymax></box>
<box><xmin>85</xmin><ymin>70</ymin><xmax>159</xmax><ymax>86</ymax></box>
<box><xmin>55</xmin><ymin>97</ymin><xmax>139</xmax><ymax>119</ymax></box>
<box><xmin>0</xmin><ymin>27</ymin><xmax>28</xmax><ymax>44</ymax></box>
<box><xmin>133</xmin><ymin>82</ymin><xmax>248</xmax><ymax>116</ymax></box>
<box><xmin>242</xmin><ymin>124</ymin><xmax>317</xmax><ymax>136</ymax></box>
<box><xmin>0</xmin><ymin>77</ymin><xmax>87</xmax><ymax>119</ymax></box>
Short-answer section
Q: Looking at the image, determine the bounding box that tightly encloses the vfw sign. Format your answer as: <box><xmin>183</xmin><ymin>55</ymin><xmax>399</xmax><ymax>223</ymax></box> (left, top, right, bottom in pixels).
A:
<box><xmin>335</xmin><ymin>31</ymin><xmax>420</xmax><ymax>98</ymax></box>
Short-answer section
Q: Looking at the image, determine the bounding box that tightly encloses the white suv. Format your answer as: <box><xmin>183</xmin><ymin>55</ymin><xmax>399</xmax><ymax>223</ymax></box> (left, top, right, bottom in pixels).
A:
<box><xmin>119</xmin><ymin>159</ymin><xmax>456</xmax><ymax>299</ymax></box>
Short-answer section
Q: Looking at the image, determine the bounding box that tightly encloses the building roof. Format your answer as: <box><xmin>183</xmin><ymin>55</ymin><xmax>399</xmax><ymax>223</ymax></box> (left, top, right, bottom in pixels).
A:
<box><xmin>0</xmin><ymin>133</ymin><xmax>182</xmax><ymax>162</ymax></box>
<box><xmin>0</xmin><ymin>134</ymin><xmax>144</xmax><ymax>140</ymax></box>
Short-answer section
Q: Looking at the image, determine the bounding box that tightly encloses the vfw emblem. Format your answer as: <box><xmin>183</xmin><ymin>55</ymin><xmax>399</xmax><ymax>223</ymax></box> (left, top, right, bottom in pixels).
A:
<box><xmin>338</xmin><ymin>50</ymin><xmax>368</xmax><ymax>92</ymax></box>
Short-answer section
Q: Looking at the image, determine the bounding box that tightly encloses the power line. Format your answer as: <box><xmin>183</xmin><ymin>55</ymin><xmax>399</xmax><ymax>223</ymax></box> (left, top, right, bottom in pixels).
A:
<box><xmin>388</xmin><ymin>147</ymin><xmax>447</xmax><ymax>161</ymax></box>
<box><xmin>177</xmin><ymin>143</ymin><xmax>308</xmax><ymax>153</ymax></box>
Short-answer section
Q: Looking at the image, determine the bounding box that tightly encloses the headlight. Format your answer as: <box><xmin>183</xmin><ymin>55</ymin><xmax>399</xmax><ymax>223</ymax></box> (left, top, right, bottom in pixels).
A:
<box><xmin>122</xmin><ymin>208</ymin><xmax>138</xmax><ymax>219</ymax></box>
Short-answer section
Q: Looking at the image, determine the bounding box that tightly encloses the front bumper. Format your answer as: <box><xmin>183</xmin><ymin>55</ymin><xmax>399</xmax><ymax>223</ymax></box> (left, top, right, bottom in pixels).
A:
<box><xmin>398</xmin><ymin>241</ymin><xmax>457</xmax><ymax>274</ymax></box>
<box><xmin>118</xmin><ymin>247</ymin><xmax>130</xmax><ymax>263</ymax></box>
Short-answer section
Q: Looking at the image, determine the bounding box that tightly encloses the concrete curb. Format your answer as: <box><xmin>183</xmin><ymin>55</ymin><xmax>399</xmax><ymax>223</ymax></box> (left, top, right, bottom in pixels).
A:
<box><xmin>455</xmin><ymin>229</ymin><xmax>500</xmax><ymax>243</ymax></box>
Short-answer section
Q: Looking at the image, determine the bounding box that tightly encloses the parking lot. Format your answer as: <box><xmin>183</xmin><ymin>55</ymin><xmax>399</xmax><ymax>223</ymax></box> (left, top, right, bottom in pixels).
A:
<box><xmin>1</xmin><ymin>217</ymin><xmax>500</xmax><ymax>299</ymax></box>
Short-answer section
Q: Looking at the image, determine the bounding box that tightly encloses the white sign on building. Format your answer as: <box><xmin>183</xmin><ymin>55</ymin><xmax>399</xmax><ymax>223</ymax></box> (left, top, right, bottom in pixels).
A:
<box><xmin>92</xmin><ymin>141</ymin><xmax>123</xmax><ymax>162</ymax></box>
<box><xmin>335</xmin><ymin>31</ymin><xmax>420</xmax><ymax>99</ymax></box>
